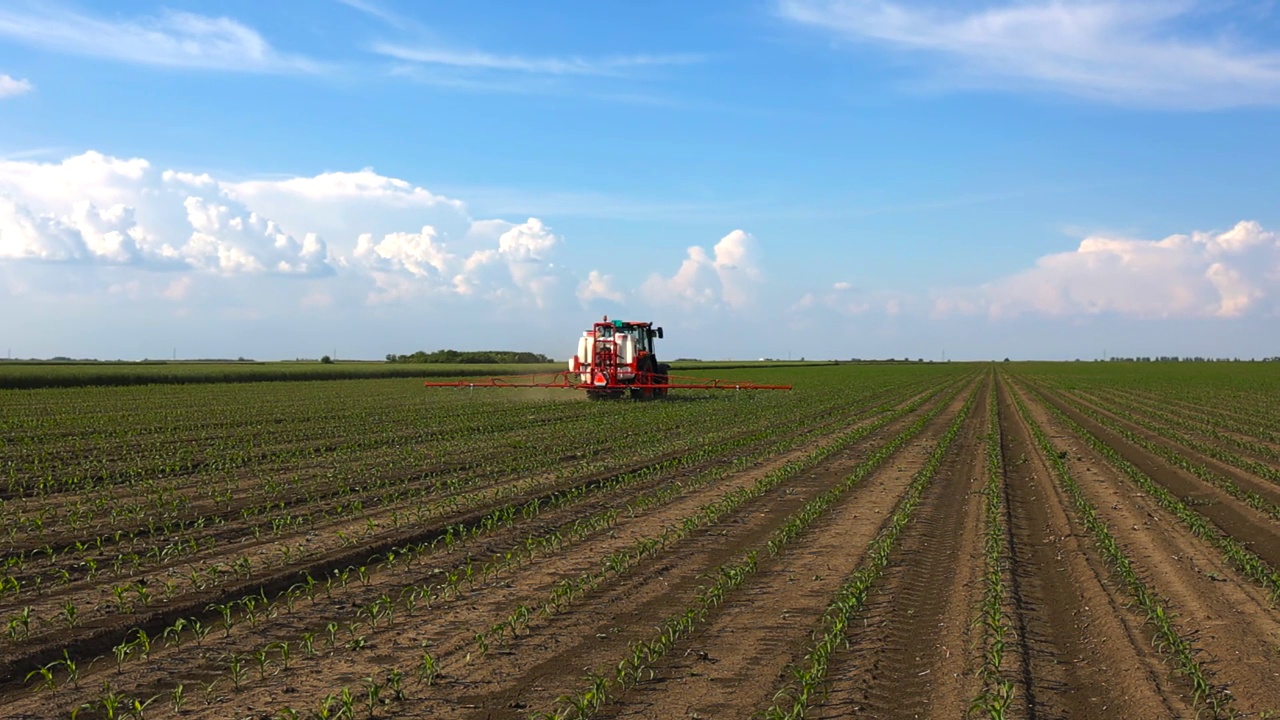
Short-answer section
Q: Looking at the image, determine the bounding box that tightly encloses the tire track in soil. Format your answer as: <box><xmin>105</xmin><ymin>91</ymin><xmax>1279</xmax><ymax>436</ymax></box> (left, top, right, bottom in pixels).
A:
<box><xmin>1032</xmin><ymin>386</ymin><xmax>1280</xmax><ymax>573</ymax></box>
<box><xmin>595</xmin><ymin>383</ymin><xmax>988</xmax><ymax>720</ymax></box>
<box><xmin>998</xmin><ymin>377</ymin><xmax>1187</xmax><ymax>720</ymax></box>
<box><xmin>1</xmin><ymin>387</ymin><xmax>896</xmax><ymax>685</ymax></box>
<box><xmin>1061</xmin><ymin>388</ymin><xmax>1280</xmax><ymax>509</ymax></box>
<box><xmin>801</xmin><ymin>380</ymin><xmax>988</xmax><ymax>720</ymax></box>
<box><xmin>1015</xmin><ymin>379</ymin><xmax>1280</xmax><ymax>717</ymax></box>
<box><xmin>420</xmin><ymin>380</ymin><xmax>981</xmax><ymax>720</ymax></box>
<box><xmin>2</xmin><ymin>382</ymin><xmax>970</xmax><ymax>719</ymax></box>
<box><xmin>1079</xmin><ymin>388</ymin><xmax>1280</xmax><ymax>470</ymax></box>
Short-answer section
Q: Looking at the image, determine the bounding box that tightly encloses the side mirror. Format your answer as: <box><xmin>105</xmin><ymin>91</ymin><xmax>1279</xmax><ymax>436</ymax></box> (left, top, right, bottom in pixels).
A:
<box><xmin>656</xmin><ymin>327</ymin><xmax>664</xmax><ymax>339</ymax></box>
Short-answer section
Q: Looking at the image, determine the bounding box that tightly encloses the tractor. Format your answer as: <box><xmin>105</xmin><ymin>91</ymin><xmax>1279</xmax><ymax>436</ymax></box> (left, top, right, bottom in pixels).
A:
<box><xmin>569</xmin><ymin>317</ymin><xmax>670</xmax><ymax>400</ymax></box>
<box><xmin>423</xmin><ymin>316</ymin><xmax>790</xmax><ymax>397</ymax></box>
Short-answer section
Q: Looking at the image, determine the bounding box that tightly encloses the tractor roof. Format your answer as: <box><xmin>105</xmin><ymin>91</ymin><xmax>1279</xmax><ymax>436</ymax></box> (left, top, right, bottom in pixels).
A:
<box><xmin>594</xmin><ymin>319</ymin><xmax>653</xmax><ymax>329</ymax></box>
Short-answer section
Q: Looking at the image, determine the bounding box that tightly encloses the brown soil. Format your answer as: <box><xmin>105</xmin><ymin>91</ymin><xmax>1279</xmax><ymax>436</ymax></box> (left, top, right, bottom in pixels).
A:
<box><xmin>1032</xmin><ymin>386</ymin><xmax>1280</xmax><ymax>570</ymax></box>
<box><xmin>8</xmin><ymin>368</ymin><xmax>1277</xmax><ymax>720</ymax></box>
<box><xmin>1063</xmin><ymin>388</ymin><xmax>1280</xmax><ymax>509</ymax></box>
<box><xmin>0</xmin><ymin>381</ymin><xmax>965</xmax><ymax>719</ymax></box>
<box><xmin>0</xmin><ymin>390</ymin><xmax>902</xmax><ymax>687</ymax></box>
<box><xmin>1000</xmin><ymin>379</ymin><xmax>1189</xmax><ymax>720</ymax></box>
<box><xmin>596</xmin><ymin>382</ymin><xmax>987</xmax><ymax>720</ymax></box>
<box><xmin>804</xmin><ymin>380</ymin><xmax>989</xmax><ymax>720</ymax></box>
<box><xmin>1014</xmin><ymin>380</ymin><xmax>1280</xmax><ymax>718</ymax></box>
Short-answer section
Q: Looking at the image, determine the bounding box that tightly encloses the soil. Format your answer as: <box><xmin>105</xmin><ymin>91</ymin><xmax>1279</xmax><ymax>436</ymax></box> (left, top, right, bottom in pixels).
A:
<box><xmin>5</xmin><ymin>369</ymin><xmax>1280</xmax><ymax>720</ymax></box>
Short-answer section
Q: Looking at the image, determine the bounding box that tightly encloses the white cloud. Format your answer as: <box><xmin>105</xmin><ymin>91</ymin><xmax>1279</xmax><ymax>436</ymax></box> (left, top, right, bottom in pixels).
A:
<box><xmin>950</xmin><ymin>221</ymin><xmax>1280</xmax><ymax>319</ymax></box>
<box><xmin>162</xmin><ymin>276</ymin><xmax>192</xmax><ymax>301</ymax></box>
<box><xmin>182</xmin><ymin>196</ymin><xmax>332</xmax><ymax>276</ymax></box>
<box><xmin>643</xmin><ymin>229</ymin><xmax>762</xmax><ymax>309</ymax></box>
<box><xmin>336</xmin><ymin>0</ymin><xmax>413</xmax><ymax>29</ymax></box>
<box><xmin>779</xmin><ymin>0</ymin><xmax>1280</xmax><ymax>108</ymax></box>
<box><xmin>0</xmin><ymin>73</ymin><xmax>32</xmax><ymax>97</ymax></box>
<box><xmin>0</xmin><ymin>151</ymin><xmax>770</xmax><ymax>321</ymax></box>
<box><xmin>374</xmin><ymin>44</ymin><xmax>702</xmax><ymax>77</ymax></box>
<box><xmin>354</xmin><ymin>226</ymin><xmax>452</xmax><ymax>280</ymax></box>
<box><xmin>0</xmin><ymin>153</ymin><xmax>334</xmax><ymax>276</ymax></box>
<box><xmin>0</xmin><ymin>5</ymin><xmax>319</xmax><ymax>73</ymax></box>
<box><xmin>451</xmin><ymin>219</ymin><xmax>564</xmax><ymax>307</ymax></box>
<box><xmin>792</xmin><ymin>280</ymin><xmax>901</xmax><ymax>316</ymax></box>
<box><xmin>578</xmin><ymin>270</ymin><xmax>625</xmax><ymax>303</ymax></box>
<box><xmin>229</xmin><ymin>170</ymin><xmax>468</xmax><ymax>256</ymax></box>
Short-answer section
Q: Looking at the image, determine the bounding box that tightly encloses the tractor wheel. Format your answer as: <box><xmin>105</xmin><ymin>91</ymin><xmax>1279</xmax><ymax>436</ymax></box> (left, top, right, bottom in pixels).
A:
<box><xmin>654</xmin><ymin>363</ymin><xmax>671</xmax><ymax>398</ymax></box>
<box><xmin>631</xmin><ymin>356</ymin><xmax>658</xmax><ymax>400</ymax></box>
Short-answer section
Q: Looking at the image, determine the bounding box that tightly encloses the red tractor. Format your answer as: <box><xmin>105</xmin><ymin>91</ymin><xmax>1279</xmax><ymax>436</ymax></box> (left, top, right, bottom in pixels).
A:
<box><xmin>569</xmin><ymin>317</ymin><xmax>671</xmax><ymax>400</ymax></box>
<box><xmin>424</xmin><ymin>316</ymin><xmax>790</xmax><ymax>397</ymax></box>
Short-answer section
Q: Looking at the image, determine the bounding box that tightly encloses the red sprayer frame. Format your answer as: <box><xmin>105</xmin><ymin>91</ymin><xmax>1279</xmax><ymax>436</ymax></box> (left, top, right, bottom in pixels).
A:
<box><xmin>423</xmin><ymin>318</ymin><xmax>792</xmax><ymax>397</ymax></box>
<box><xmin>423</xmin><ymin>371</ymin><xmax>792</xmax><ymax>391</ymax></box>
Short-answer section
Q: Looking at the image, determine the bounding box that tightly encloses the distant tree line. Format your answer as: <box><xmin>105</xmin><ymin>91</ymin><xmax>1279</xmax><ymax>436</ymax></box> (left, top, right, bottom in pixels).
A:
<box><xmin>385</xmin><ymin>350</ymin><xmax>555</xmax><ymax>364</ymax></box>
<box><xmin>1102</xmin><ymin>356</ymin><xmax>1280</xmax><ymax>362</ymax></box>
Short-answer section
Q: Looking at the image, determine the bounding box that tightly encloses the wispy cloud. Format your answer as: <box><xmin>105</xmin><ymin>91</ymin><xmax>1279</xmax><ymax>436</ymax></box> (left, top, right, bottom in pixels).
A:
<box><xmin>0</xmin><ymin>4</ymin><xmax>322</xmax><ymax>73</ymax></box>
<box><xmin>779</xmin><ymin>0</ymin><xmax>1280</xmax><ymax>108</ymax></box>
<box><xmin>375</xmin><ymin>44</ymin><xmax>703</xmax><ymax>78</ymax></box>
<box><xmin>0</xmin><ymin>73</ymin><xmax>32</xmax><ymax>97</ymax></box>
<box><xmin>334</xmin><ymin>0</ymin><xmax>417</xmax><ymax>31</ymax></box>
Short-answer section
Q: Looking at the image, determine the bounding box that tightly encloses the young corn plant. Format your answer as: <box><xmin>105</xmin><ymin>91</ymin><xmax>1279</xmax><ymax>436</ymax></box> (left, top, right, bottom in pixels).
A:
<box><xmin>763</xmin><ymin>391</ymin><xmax>975</xmax><ymax>720</ymax></box>
<box><xmin>543</xmin><ymin>386</ymin><xmax>977</xmax><ymax>719</ymax></box>
<box><xmin>969</xmin><ymin>382</ymin><xmax>1016</xmax><ymax>720</ymax></box>
<box><xmin>1010</xmin><ymin>381</ymin><xmax>1233</xmax><ymax>718</ymax></box>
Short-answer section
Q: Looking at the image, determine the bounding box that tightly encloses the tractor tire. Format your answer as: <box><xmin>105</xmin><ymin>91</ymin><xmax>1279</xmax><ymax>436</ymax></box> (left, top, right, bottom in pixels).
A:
<box><xmin>631</xmin><ymin>356</ymin><xmax>658</xmax><ymax>400</ymax></box>
<box><xmin>654</xmin><ymin>362</ymin><xmax>671</xmax><ymax>398</ymax></box>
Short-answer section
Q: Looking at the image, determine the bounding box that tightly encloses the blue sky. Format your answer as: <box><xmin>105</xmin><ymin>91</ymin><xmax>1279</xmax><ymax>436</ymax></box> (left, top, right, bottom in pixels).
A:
<box><xmin>2</xmin><ymin>0</ymin><xmax>1279</xmax><ymax>361</ymax></box>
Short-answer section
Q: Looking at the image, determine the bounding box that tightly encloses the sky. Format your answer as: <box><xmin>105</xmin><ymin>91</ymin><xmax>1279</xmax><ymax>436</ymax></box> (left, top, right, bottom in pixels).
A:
<box><xmin>1</xmin><ymin>0</ymin><xmax>1279</xmax><ymax>361</ymax></box>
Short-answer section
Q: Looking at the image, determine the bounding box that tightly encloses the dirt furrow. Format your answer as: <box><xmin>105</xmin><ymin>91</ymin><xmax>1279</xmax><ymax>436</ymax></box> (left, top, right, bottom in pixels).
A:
<box><xmin>595</xmin><ymin>383</ymin><xmax>988</xmax><ymax>720</ymax></box>
<box><xmin>999</xmin><ymin>378</ymin><xmax>1188</xmax><ymax>720</ymax></box>
<box><xmin>1015</xmin><ymin>378</ymin><xmax>1280</xmax><ymax>717</ymax></box>
<box><xmin>1063</xmin><ymin>389</ymin><xmax>1280</xmax><ymax>508</ymax></box>
<box><xmin>0</xmin><ymin>382</ymin><xmax>969</xmax><ymax>718</ymax></box>
<box><xmin>1032</xmin><ymin>385</ymin><xmax>1280</xmax><ymax>573</ymax></box>
<box><xmin>0</xmin><ymin>410</ymin><xmax>853</xmax><ymax>692</ymax></box>
<box><xmin>402</xmin><ymin>381</ymin><xmax>978</xmax><ymax>720</ymax></box>
<box><xmin>800</xmin><ymin>380</ymin><xmax>987</xmax><ymax>719</ymax></box>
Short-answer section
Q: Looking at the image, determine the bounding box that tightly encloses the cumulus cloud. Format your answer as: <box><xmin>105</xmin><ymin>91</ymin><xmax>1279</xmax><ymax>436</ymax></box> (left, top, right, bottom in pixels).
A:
<box><xmin>354</xmin><ymin>226</ymin><xmax>452</xmax><ymax>280</ymax></box>
<box><xmin>1</xmin><ymin>150</ymin><xmax>768</xmax><ymax>318</ymax></box>
<box><xmin>780</xmin><ymin>0</ymin><xmax>1280</xmax><ymax>108</ymax></box>
<box><xmin>794</xmin><ymin>281</ymin><xmax>871</xmax><ymax>315</ymax></box>
<box><xmin>963</xmin><ymin>221</ymin><xmax>1280</xmax><ymax>319</ymax></box>
<box><xmin>451</xmin><ymin>219</ymin><xmax>564</xmax><ymax>306</ymax></box>
<box><xmin>789</xmin><ymin>221</ymin><xmax>1280</xmax><ymax>324</ymax></box>
<box><xmin>182</xmin><ymin>196</ymin><xmax>331</xmax><ymax>276</ymax></box>
<box><xmin>0</xmin><ymin>73</ymin><xmax>32</xmax><ymax>97</ymax></box>
<box><xmin>643</xmin><ymin>230</ymin><xmax>762</xmax><ymax>309</ymax></box>
<box><xmin>578</xmin><ymin>270</ymin><xmax>625</xmax><ymax>303</ymax></box>
<box><xmin>0</xmin><ymin>153</ymin><xmax>333</xmax><ymax>275</ymax></box>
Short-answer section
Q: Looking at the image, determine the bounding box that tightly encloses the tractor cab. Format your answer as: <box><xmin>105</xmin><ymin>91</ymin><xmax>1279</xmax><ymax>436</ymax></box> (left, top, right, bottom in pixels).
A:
<box><xmin>593</xmin><ymin>318</ymin><xmax>663</xmax><ymax>357</ymax></box>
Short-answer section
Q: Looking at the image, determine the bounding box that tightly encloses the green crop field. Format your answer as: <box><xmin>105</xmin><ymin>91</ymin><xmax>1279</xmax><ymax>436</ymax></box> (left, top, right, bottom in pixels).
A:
<box><xmin>1</xmin><ymin>362</ymin><xmax>1278</xmax><ymax>719</ymax></box>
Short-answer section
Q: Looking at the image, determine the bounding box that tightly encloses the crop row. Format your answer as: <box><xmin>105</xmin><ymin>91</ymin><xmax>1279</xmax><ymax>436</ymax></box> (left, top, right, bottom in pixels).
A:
<box><xmin>1014</xmin><ymin>380</ymin><xmax>1280</xmax><ymax>601</ymax></box>
<box><xmin>968</xmin><ymin>379</ymin><xmax>1015</xmax><ymax>719</ymax></box>
<box><xmin>537</xmin><ymin>381</ymin><xmax>975</xmax><ymax>719</ymax></box>
<box><xmin>12</xmin><ymin>373</ymin><xmax>974</xmax><ymax>716</ymax></box>
<box><xmin>762</xmin><ymin>387</ymin><xmax>976</xmax><ymax>719</ymax></box>
<box><xmin>1008</xmin><ymin>381</ymin><xmax>1231</xmax><ymax>716</ymax></box>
